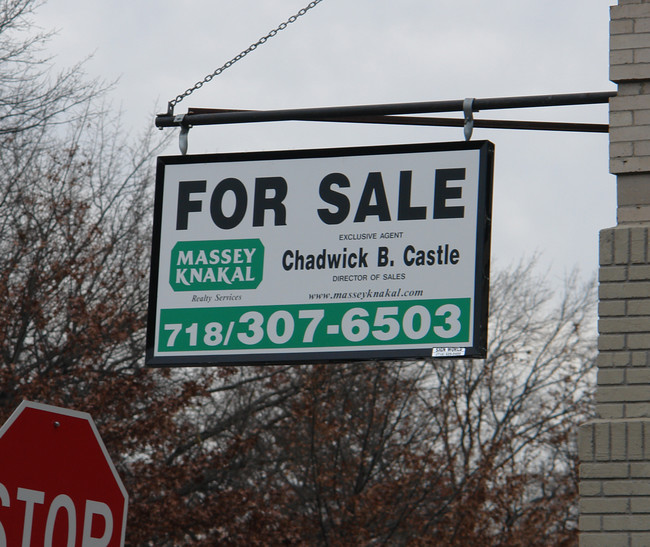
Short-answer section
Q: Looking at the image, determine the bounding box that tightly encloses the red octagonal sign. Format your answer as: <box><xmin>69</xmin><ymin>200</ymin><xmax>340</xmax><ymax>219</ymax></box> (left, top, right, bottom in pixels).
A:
<box><xmin>0</xmin><ymin>401</ymin><xmax>128</xmax><ymax>546</ymax></box>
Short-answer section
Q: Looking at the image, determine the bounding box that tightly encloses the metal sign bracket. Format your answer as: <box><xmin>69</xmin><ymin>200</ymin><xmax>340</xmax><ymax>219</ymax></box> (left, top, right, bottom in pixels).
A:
<box><xmin>175</xmin><ymin>114</ymin><xmax>190</xmax><ymax>155</ymax></box>
<box><xmin>463</xmin><ymin>98</ymin><xmax>475</xmax><ymax>141</ymax></box>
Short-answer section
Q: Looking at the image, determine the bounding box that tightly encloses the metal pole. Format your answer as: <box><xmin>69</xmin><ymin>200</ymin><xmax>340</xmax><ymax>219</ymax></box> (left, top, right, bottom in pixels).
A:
<box><xmin>155</xmin><ymin>91</ymin><xmax>615</xmax><ymax>129</ymax></box>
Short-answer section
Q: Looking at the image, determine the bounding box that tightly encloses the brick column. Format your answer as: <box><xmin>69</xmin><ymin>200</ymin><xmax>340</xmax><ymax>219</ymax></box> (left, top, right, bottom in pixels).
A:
<box><xmin>579</xmin><ymin>1</ymin><xmax>650</xmax><ymax>545</ymax></box>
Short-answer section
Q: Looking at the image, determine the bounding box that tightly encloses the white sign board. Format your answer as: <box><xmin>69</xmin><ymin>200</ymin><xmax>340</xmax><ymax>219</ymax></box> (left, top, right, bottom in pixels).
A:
<box><xmin>146</xmin><ymin>141</ymin><xmax>494</xmax><ymax>366</ymax></box>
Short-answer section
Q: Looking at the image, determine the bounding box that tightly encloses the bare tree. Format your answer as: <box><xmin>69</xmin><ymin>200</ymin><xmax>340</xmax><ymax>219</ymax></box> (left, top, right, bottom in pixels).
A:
<box><xmin>418</xmin><ymin>262</ymin><xmax>596</xmax><ymax>546</ymax></box>
<box><xmin>0</xmin><ymin>0</ymin><xmax>104</xmax><ymax>137</ymax></box>
<box><xmin>0</xmin><ymin>5</ymin><xmax>211</xmax><ymax>544</ymax></box>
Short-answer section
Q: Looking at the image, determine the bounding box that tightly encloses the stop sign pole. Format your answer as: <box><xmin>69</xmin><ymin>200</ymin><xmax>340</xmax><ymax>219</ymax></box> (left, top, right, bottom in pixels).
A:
<box><xmin>0</xmin><ymin>401</ymin><xmax>128</xmax><ymax>546</ymax></box>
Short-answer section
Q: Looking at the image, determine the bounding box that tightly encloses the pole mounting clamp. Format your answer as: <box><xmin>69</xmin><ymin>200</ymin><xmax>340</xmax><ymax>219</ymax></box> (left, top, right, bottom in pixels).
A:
<box><xmin>463</xmin><ymin>98</ymin><xmax>475</xmax><ymax>141</ymax></box>
<box><xmin>175</xmin><ymin>114</ymin><xmax>190</xmax><ymax>155</ymax></box>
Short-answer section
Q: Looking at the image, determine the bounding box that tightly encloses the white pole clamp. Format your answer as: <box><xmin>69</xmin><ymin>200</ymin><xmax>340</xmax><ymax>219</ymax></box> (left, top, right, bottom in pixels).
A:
<box><xmin>175</xmin><ymin>114</ymin><xmax>190</xmax><ymax>155</ymax></box>
<box><xmin>463</xmin><ymin>98</ymin><xmax>475</xmax><ymax>141</ymax></box>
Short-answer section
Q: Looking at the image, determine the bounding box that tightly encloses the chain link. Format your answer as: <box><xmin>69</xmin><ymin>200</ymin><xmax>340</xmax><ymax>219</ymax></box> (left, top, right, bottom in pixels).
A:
<box><xmin>168</xmin><ymin>0</ymin><xmax>324</xmax><ymax>114</ymax></box>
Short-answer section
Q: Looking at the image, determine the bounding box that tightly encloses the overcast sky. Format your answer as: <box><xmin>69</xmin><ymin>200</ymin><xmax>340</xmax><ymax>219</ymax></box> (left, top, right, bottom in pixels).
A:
<box><xmin>34</xmin><ymin>0</ymin><xmax>616</xmax><ymax>282</ymax></box>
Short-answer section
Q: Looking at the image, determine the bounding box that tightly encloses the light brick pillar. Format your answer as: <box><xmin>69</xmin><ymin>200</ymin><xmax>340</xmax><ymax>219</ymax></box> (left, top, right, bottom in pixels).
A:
<box><xmin>578</xmin><ymin>1</ymin><xmax>650</xmax><ymax>546</ymax></box>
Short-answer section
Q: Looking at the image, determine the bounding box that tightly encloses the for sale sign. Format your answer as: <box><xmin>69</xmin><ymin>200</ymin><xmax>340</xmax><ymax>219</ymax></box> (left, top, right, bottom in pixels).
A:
<box><xmin>146</xmin><ymin>141</ymin><xmax>494</xmax><ymax>366</ymax></box>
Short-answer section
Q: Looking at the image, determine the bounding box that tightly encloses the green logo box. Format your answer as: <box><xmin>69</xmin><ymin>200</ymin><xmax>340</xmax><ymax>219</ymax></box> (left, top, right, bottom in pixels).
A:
<box><xmin>170</xmin><ymin>239</ymin><xmax>264</xmax><ymax>291</ymax></box>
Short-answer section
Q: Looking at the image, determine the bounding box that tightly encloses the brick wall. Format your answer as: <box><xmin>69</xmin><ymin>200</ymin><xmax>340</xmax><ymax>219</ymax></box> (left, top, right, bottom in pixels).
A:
<box><xmin>597</xmin><ymin>226</ymin><xmax>650</xmax><ymax>421</ymax></box>
<box><xmin>579</xmin><ymin>1</ymin><xmax>650</xmax><ymax>545</ymax></box>
<box><xmin>610</xmin><ymin>3</ymin><xmax>650</xmax><ymax>85</ymax></box>
<box><xmin>579</xmin><ymin>418</ymin><xmax>650</xmax><ymax>546</ymax></box>
<box><xmin>580</xmin><ymin>225</ymin><xmax>650</xmax><ymax>545</ymax></box>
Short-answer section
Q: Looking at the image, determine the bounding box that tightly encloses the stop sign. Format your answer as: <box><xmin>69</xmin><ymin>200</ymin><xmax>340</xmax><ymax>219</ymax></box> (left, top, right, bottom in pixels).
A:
<box><xmin>0</xmin><ymin>401</ymin><xmax>128</xmax><ymax>546</ymax></box>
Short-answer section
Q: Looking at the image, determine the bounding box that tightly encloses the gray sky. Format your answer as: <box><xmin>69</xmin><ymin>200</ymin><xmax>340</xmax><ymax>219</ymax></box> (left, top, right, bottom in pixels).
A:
<box><xmin>34</xmin><ymin>0</ymin><xmax>616</xmax><ymax>281</ymax></box>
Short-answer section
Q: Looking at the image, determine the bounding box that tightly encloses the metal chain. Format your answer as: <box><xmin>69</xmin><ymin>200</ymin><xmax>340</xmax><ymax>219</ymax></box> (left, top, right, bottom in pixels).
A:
<box><xmin>167</xmin><ymin>0</ymin><xmax>325</xmax><ymax>114</ymax></box>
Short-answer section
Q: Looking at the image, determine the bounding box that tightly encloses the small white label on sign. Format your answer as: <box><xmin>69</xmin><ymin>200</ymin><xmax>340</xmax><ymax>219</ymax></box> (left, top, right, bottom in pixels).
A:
<box><xmin>431</xmin><ymin>347</ymin><xmax>466</xmax><ymax>357</ymax></box>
